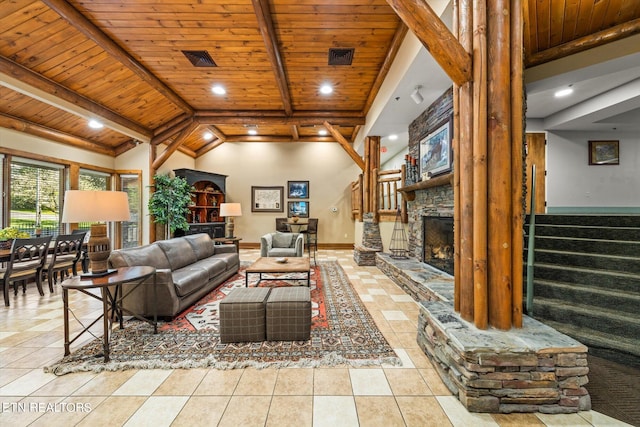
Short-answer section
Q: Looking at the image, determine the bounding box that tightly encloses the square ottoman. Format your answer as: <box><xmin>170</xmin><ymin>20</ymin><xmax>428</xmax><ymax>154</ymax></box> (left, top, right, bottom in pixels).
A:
<box><xmin>219</xmin><ymin>287</ymin><xmax>271</xmax><ymax>343</ymax></box>
<box><xmin>266</xmin><ymin>287</ymin><xmax>311</xmax><ymax>341</ymax></box>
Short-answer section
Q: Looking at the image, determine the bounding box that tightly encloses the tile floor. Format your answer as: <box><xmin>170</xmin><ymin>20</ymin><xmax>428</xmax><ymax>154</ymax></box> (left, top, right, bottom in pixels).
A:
<box><xmin>0</xmin><ymin>249</ymin><xmax>632</xmax><ymax>426</ymax></box>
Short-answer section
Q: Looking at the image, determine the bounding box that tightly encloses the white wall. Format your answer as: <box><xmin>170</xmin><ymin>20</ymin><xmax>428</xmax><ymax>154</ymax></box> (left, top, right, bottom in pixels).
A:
<box><xmin>546</xmin><ymin>130</ymin><xmax>640</xmax><ymax>213</ymax></box>
<box><xmin>195</xmin><ymin>142</ymin><xmax>360</xmax><ymax>245</ymax></box>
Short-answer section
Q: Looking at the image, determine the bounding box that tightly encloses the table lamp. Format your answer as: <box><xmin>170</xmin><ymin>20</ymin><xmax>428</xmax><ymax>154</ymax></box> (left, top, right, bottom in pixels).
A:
<box><xmin>219</xmin><ymin>203</ymin><xmax>242</xmax><ymax>238</ymax></box>
<box><xmin>61</xmin><ymin>190</ymin><xmax>130</xmax><ymax>277</ymax></box>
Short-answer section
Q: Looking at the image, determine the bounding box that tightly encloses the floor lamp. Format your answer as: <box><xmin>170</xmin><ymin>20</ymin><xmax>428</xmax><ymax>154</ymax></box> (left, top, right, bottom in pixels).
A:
<box><xmin>62</xmin><ymin>190</ymin><xmax>130</xmax><ymax>277</ymax></box>
<box><xmin>219</xmin><ymin>203</ymin><xmax>242</xmax><ymax>238</ymax></box>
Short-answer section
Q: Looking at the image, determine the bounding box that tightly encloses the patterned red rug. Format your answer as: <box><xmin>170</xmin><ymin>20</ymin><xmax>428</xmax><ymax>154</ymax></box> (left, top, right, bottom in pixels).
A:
<box><xmin>46</xmin><ymin>261</ymin><xmax>400</xmax><ymax>374</ymax></box>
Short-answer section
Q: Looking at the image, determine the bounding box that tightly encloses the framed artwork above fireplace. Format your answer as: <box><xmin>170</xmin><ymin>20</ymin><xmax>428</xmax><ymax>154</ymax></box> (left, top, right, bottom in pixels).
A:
<box><xmin>420</xmin><ymin>116</ymin><xmax>453</xmax><ymax>180</ymax></box>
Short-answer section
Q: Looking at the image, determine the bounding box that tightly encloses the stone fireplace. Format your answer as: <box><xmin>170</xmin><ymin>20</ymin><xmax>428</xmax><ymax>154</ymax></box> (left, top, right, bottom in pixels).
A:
<box><xmin>423</xmin><ymin>216</ymin><xmax>454</xmax><ymax>275</ymax></box>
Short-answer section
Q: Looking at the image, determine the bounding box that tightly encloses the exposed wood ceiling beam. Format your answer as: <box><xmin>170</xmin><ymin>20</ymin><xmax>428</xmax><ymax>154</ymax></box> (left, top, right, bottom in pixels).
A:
<box><xmin>251</xmin><ymin>0</ymin><xmax>293</xmax><ymax>116</ymax></box>
<box><xmin>525</xmin><ymin>18</ymin><xmax>640</xmax><ymax>68</ymax></box>
<box><xmin>0</xmin><ymin>56</ymin><xmax>151</xmax><ymax>142</ymax></box>
<box><xmin>152</xmin><ymin>113</ymin><xmax>191</xmax><ymax>138</ymax></box>
<box><xmin>363</xmin><ymin>23</ymin><xmax>409</xmax><ymax>115</ymax></box>
<box><xmin>224</xmin><ymin>135</ymin><xmax>337</xmax><ymax>143</ymax></box>
<box><xmin>114</xmin><ymin>140</ymin><xmax>138</xmax><ymax>156</ymax></box>
<box><xmin>0</xmin><ymin>113</ymin><xmax>115</xmax><ymax>156</ymax></box>
<box><xmin>177</xmin><ymin>145</ymin><xmax>196</xmax><ymax>158</ymax></box>
<box><xmin>152</xmin><ymin>121</ymin><xmax>200</xmax><ymax>169</ymax></box>
<box><xmin>151</xmin><ymin>117</ymin><xmax>194</xmax><ymax>145</ymax></box>
<box><xmin>196</xmin><ymin>114</ymin><xmax>365</xmax><ymax>127</ymax></box>
<box><xmin>386</xmin><ymin>0</ymin><xmax>471</xmax><ymax>86</ymax></box>
<box><xmin>42</xmin><ymin>0</ymin><xmax>193</xmax><ymax>115</ymax></box>
<box><xmin>207</xmin><ymin>125</ymin><xmax>227</xmax><ymax>142</ymax></box>
<box><xmin>196</xmin><ymin>138</ymin><xmax>224</xmax><ymax>157</ymax></box>
<box><xmin>323</xmin><ymin>121</ymin><xmax>365</xmax><ymax>170</ymax></box>
<box><xmin>291</xmin><ymin>125</ymin><xmax>299</xmax><ymax>140</ymax></box>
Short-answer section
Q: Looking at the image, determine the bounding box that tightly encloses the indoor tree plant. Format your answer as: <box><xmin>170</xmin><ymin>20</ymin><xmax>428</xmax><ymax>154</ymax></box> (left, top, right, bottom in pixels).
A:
<box><xmin>148</xmin><ymin>174</ymin><xmax>193</xmax><ymax>239</ymax></box>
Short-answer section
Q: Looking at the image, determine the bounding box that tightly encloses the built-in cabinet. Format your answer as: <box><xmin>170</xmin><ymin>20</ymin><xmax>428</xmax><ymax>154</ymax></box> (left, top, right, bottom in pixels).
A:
<box><xmin>174</xmin><ymin>169</ymin><xmax>227</xmax><ymax>238</ymax></box>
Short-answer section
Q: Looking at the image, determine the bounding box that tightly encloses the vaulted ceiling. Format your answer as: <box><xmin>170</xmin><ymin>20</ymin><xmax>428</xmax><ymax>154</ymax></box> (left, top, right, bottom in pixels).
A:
<box><xmin>1</xmin><ymin>0</ymin><xmax>639</xmax><ymax>159</ymax></box>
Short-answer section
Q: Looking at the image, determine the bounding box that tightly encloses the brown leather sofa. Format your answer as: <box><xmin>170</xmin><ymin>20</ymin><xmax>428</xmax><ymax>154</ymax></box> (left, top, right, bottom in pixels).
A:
<box><xmin>108</xmin><ymin>233</ymin><xmax>239</xmax><ymax>318</ymax></box>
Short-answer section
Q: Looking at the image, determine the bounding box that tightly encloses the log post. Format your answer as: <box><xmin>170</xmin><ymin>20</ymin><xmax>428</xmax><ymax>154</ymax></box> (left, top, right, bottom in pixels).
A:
<box><xmin>458</xmin><ymin>0</ymin><xmax>474</xmax><ymax>322</ymax></box>
<box><xmin>363</xmin><ymin>137</ymin><xmax>371</xmax><ymax>214</ymax></box>
<box><xmin>510</xmin><ymin>0</ymin><xmax>524</xmax><ymax>328</ymax></box>
<box><xmin>472</xmin><ymin>0</ymin><xmax>488</xmax><ymax>329</ymax></box>
<box><xmin>487</xmin><ymin>0</ymin><xmax>512</xmax><ymax>329</ymax></box>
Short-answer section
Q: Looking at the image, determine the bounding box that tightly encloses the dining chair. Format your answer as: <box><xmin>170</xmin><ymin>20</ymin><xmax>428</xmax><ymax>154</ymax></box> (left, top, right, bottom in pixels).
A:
<box><xmin>301</xmin><ymin>218</ymin><xmax>318</xmax><ymax>263</ymax></box>
<box><xmin>43</xmin><ymin>232</ymin><xmax>86</xmax><ymax>292</ymax></box>
<box><xmin>71</xmin><ymin>229</ymin><xmax>90</xmax><ymax>273</ymax></box>
<box><xmin>1</xmin><ymin>236</ymin><xmax>52</xmax><ymax>307</ymax></box>
<box><xmin>275</xmin><ymin>217</ymin><xmax>289</xmax><ymax>233</ymax></box>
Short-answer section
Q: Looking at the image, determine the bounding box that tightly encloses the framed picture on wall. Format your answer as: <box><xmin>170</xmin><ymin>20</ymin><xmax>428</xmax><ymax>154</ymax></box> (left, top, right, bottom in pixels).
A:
<box><xmin>589</xmin><ymin>140</ymin><xmax>619</xmax><ymax>165</ymax></box>
<box><xmin>288</xmin><ymin>201</ymin><xmax>309</xmax><ymax>218</ymax></box>
<box><xmin>287</xmin><ymin>181</ymin><xmax>309</xmax><ymax>199</ymax></box>
<box><xmin>420</xmin><ymin>116</ymin><xmax>453</xmax><ymax>180</ymax></box>
<box><xmin>251</xmin><ymin>186</ymin><xmax>284</xmax><ymax>212</ymax></box>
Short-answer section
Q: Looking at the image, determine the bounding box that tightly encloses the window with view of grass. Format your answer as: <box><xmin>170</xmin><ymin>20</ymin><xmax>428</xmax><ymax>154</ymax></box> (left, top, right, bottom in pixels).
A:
<box><xmin>9</xmin><ymin>158</ymin><xmax>64</xmax><ymax>237</ymax></box>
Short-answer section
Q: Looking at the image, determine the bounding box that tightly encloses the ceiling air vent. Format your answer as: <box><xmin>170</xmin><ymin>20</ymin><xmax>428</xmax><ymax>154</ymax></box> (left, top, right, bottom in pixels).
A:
<box><xmin>182</xmin><ymin>50</ymin><xmax>217</xmax><ymax>67</ymax></box>
<box><xmin>328</xmin><ymin>48</ymin><xmax>354</xmax><ymax>66</ymax></box>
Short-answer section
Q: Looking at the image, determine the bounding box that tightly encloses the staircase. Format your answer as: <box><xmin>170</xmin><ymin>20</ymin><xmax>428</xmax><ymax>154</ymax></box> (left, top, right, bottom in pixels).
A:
<box><xmin>525</xmin><ymin>214</ymin><xmax>640</xmax><ymax>366</ymax></box>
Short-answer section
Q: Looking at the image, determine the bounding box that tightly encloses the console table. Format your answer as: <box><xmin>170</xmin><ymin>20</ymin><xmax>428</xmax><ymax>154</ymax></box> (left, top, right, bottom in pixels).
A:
<box><xmin>62</xmin><ymin>266</ymin><xmax>157</xmax><ymax>362</ymax></box>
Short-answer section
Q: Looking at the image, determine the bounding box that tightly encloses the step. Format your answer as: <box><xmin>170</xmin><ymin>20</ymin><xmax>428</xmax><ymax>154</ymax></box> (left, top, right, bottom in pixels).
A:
<box><xmin>529</xmin><ymin>215</ymin><xmax>640</xmax><ymax>228</ymax></box>
<box><xmin>533</xmin><ymin>235</ymin><xmax>640</xmax><ymax>257</ymax></box>
<box><xmin>532</xmin><ymin>297</ymin><xmax>640</xmax><ymax>340</ymax></box>
<box><xmin>526</xmin><ymin>224</ymin><xmax>640</xmax><ymax>241</ymax></box>
<box><xmin>533</xmin><ymin>263</ymin><xmax>640</xmax><ymax>293</ymax></box>
<box><xmin>542</xmin><ymin>320</ymin><xmax>640</xmax><ymax>363</ymax></box>
<box><xmin>524</xmin><ymin>249</ymin><xmax>640</xmax><ymax>275</ymax></box>
<box><xmin>531</xmin><ymin>279</ymin><xmax>639</xmax><ymax>314</ymax></box>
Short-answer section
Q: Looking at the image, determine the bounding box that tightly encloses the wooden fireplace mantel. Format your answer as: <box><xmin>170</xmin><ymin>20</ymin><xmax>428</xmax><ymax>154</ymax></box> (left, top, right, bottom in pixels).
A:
<box><xmin>397</xmin><ymin>173</ymin><xmax>453</xmax><ymax>201</ymax></box>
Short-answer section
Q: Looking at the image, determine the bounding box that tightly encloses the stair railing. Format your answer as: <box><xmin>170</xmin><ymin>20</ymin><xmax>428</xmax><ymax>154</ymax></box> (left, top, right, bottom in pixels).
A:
<box><xmin>526</xmin><ymin>164</ymin><xmax>536</xmax><ymax>316</ymax></box>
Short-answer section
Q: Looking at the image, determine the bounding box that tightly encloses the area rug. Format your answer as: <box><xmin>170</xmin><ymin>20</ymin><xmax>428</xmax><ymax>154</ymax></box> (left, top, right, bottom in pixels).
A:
<box><xmin>46</xmin><ymin>261</ymin><xmax>400</xmax><ymax>375</ymax></box>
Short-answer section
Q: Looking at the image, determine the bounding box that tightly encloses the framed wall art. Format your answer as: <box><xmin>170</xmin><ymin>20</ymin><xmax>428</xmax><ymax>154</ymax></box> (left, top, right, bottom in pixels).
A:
<box><xmin>420</xmin><ymin>116</ymin><xmax>453</xmax><ymax>180</ymax></box>
<box><xmin>287</xmin><ymin>201</ymin><xmax>309</xmax><ymax>218</ymax></box>
<box><xmin>287</xmin><ymin>181</ymin><xmax>309</xmax><ymax>199</ymax></box>
<box><xmin>251</xmin><ymin>186</ymin><xmax>284</xmax><ymax>212</ymax></box>
<box><xmin>589</xmin><ymin>140</ymin><xmax>619</xmax><ymax>165</ymax></box>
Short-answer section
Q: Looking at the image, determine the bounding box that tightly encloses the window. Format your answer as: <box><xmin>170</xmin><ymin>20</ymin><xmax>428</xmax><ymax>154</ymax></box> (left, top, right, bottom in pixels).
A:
<box><xmin>118</xmin><ymin>173</ymin><xmax>142</xmax><ymax>248</ymax></box>
<box><xmin>9</xmin><ymin>158</ymin><xmax>64</xmax><ymax>237</ymax></box>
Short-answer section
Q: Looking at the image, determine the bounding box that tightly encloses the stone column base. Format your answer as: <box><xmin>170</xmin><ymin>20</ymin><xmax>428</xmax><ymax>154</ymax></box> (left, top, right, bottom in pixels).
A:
<box><xmin>353</xmin><ymin>244</ymin><xmax>381</xmax><ymax>266</ymax></box>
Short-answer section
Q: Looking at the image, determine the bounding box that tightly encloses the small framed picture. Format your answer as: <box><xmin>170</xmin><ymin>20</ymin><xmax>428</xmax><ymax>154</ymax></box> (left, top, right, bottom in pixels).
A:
<box><xmin>251</xmin><ymin>186</ymin><xmax>284</xmax><ymax>212</ymax></box>
<box><xmin>420</xmin><ymin>116</ymin><xmax>453</xmax><ymax>179</ymax></box>
<box><xmin>287</xmin><ymin>201</ymin><xmax>309</xmax><ymax>218</ymax></box>
<box><xmin>589</xmin><ymin>140</ymin><xmax>619</xmax><ymax>165</ymax></box>
<box><xmin>288</xmin><ymin>181</ymin><xmax>309</xmax><ymax>199</ymax></box>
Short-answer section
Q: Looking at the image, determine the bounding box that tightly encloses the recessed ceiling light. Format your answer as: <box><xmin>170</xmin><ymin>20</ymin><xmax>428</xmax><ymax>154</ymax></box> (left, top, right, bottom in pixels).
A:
<box><xmin>203</xmin><ymin>131</ymin><xmax>213</xmax><ymax>141</ymax></box>
<box><xmin>318</xmin><ymin>129</ymin><xmax>328</xmax><ymax>136</ymax></box>
<box><xmin>248</xmin><ymin>128</ymin><xmax>258</xmax><ymax>136</ymax></box>
<box><xmin>320</xmin><ymin>84</ymin><xmax>333</xmax><ymax>95</ymax></box>
<box><xmin>211</xmin><ymin>85</ymin><xmax>226</xmax><ymax>95</ymax></box>
<box><xmin>388</xmin><ymin>134</ymin><xmax>398</xmax><ymax>140</ymax></box>
<box><xmin>88</xmin><ymin>119</ymin><xmax>103</xmax><ymax>129</ymax></box>
<box><xmin>554</xmin><ymin>87</ymin><xmax>573</xmax><ymax>98</ymax></box>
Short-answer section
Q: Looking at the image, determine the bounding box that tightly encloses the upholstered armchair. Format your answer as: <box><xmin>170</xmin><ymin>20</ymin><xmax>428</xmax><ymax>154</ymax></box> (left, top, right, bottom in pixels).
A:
<box><xmin>260</xmin><ymin>232</ymin><xmax>304</xmax><ymax>258</ymax></box>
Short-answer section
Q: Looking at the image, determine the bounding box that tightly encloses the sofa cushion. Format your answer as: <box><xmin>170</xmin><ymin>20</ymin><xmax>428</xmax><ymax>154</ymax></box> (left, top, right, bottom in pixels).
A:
<box><xmin>157</xmin><ymin>238</ymin><xmax>198</xmax><ymax>270</ymax></box>
<box><xmin>171</xmin><ymin>268</ymin><xmax>209</xmax><ymax>297</ymax></box>
<box><xmin>109</xmin><ymin>244</ymin><xmax>171</xmax><ymax>270</ymax></box>
<box><xmin>184</xmin><ymin>233</ymin><xmax>216</xmax><ymax>260</ymax></box>
<box><xmin>272</xmin><ymin>232</ymin><xmax>294</xmax><ymax>248</ymax></box>
<box><xmin>268</xmin><ymin>248</ymin><xmax>299</xmax><ymax>257</ymax></box>
<box><xmin>191</xmin><ymin>258</ymin><xmax>227</xmax><ymax>279</ymax></box>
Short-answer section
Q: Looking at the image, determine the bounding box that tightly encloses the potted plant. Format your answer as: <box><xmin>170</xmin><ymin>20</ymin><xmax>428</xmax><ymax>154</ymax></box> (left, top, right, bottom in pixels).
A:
<box><xmin>148</xmin><ymin>174</ymin><xmax>193</xmax><ymax>240</ymax></box>
<box><xmin>0</xmin><ymin>227</ymin><xmax>30</xmax><ymax>249</ymax></box>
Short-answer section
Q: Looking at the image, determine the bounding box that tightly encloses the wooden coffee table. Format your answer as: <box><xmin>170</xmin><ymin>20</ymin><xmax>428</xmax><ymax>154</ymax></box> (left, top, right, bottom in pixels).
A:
<box><xmin>245</xmin><ymin>257</ymin><xmax>311</xmax><ymax>287</ymax></box>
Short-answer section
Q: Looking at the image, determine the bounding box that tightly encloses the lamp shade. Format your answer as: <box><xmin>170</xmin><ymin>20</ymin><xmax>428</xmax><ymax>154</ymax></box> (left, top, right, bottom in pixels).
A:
<box><xmin>219</xmin><ymin>203</ymin><xmax>242</xmax><ymax>217</ymax></box>
<box><xmin>62</xmin><ymin>190</ymin><xmax>131</xmax><ymax>223</ymax></box>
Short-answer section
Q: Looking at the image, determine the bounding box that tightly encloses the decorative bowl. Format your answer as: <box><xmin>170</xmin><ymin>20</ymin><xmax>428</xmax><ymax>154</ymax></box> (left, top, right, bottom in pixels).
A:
<box><xmin>276</xmin><ymin>257</ymin><xmax>288</xmax><ymax>264</ymax></box>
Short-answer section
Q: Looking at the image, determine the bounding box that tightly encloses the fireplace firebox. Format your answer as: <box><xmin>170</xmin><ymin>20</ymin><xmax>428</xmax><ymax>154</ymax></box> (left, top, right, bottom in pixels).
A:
<box><xmin>423</xmin><ymin>216</ymin><xmax>454</xmax><ymax>275</ymax></box>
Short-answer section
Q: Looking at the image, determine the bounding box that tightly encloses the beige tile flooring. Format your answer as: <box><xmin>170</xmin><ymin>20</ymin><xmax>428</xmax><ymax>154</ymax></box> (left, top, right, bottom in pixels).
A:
<box><xmin>0</xmin><ymin>249</ymin><xmax>631</xmax><ymax>427</ymax></box>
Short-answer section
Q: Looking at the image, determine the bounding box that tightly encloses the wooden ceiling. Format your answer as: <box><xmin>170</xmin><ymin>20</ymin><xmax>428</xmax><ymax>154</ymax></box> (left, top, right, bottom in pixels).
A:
<box><xmin>1</xmin><ymin>0</ymin><xmax>639</xmax><ymax>158</ymax></box>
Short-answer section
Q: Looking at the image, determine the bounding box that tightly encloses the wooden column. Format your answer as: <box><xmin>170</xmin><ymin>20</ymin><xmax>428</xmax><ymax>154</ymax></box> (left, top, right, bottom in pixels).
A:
<box><xmin>510</xmin><ymin>0</ymin><xmax>524</xmax><ymax>328</ymax></box>
<box><xmin>472</xmin><ymin>0</ymin><xmax>488</xmax><ymax>329</ymax></box>
<box><xmin>457</xmin><ymin>0</ymin><xmax>474</xmax><ymax>321</ymax></box>
<box><xmin>363</xmin><ymin>137</ymin><xmax>371</xmax><ymax>214</ymax></box>
<box><xmin>149</xmin><ymin>143</ymin><xmax>157</xmax><ymax>243</ymax></box>
<box><xmin>487</xmin><ymin>0</ymin><xmax>512</xmax><ymax>329</ymax></box>
<box><xmin>369</xmin><ymin>136</ymin><xmax>381</xmax><ymax>222</ymax></box>
<box><xmin>452</xmin><ymin>0</ymin><xmax>461</xmax><ymax>312</ymax></box>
